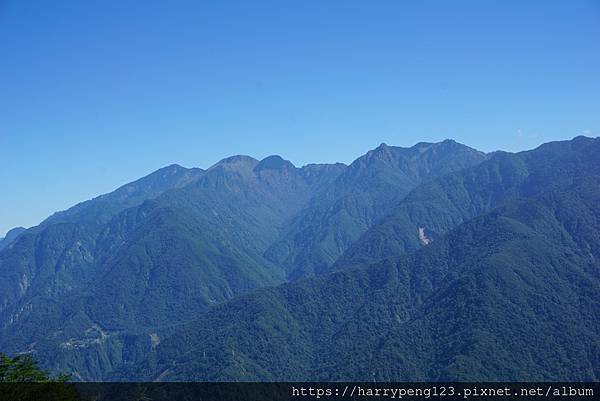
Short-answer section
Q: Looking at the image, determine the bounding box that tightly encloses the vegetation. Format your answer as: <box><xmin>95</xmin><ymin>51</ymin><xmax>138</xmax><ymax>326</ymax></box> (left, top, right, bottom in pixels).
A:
<box><xmin>0</xmin><ymin>353</ymin><xmax>70</xmax><ymax>382</ymax></box>
<box><xmin>336</xmin><ymin>135</ymin><xmax>600</xmax><ymax>269</ymax></box>
<box><xmin>0</xmin><ymin>153</ymin><xmax>346</xmax><ymax>379</ymax></box>
<box><xmin>0</xmin><ymin>353</ymin><xmax>78</xmax><ymax>401</ymax></box>
<box><xmin>266</xmin><ymin>140</ymin><xmax>486</xmax><ymax>279</ymax></box>
<box><xmin>146</xmin><ymin>175</ymin><xmax>600</xmax><ymax>381</ymax></box>
<box><xmin>0</xmin><ymin>136</ymin><xmax>599</xmax><ymax>381</ymax></box>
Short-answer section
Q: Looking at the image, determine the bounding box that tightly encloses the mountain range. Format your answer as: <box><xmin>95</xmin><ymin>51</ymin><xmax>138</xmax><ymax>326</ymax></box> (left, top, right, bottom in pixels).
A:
<box><xmin>1</xmin><ymin>136</ymin><xmax>598</xmax><ymax>381</ymax></box>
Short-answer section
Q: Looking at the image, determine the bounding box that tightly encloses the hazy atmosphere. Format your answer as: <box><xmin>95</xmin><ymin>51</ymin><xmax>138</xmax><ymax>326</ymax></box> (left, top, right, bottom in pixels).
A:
<box><xmin>2</xmin><ymin>2</ymin><xmax>600</xmax><ymax>390</ymax></box>
<box><xmin>1</xmin><ymin>1</ymin><xmax>599</xmax><ymax>235</ymax></box>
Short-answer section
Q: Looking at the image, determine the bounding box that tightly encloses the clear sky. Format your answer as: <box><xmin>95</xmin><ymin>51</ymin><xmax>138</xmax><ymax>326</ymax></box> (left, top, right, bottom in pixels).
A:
<box><xmin>1</xmin><ymin>0</ymin><xmax>599</xmax><ymax>236</ymax></box>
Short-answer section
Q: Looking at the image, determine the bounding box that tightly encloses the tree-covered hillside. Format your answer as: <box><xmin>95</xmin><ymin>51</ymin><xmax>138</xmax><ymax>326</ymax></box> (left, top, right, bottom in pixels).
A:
<box><xmin>144</xmin><ymin>175</ymin><xmax>600</xmax><ymax>381</ymax></box>
<box><xmin>0</xmin><ymin>155</ymin><xmax>344</xmax><ymax>379</ymax></box>
<box><xmin>336</xmin><ymin>136</ymin><xmax>600</xmax><ymax>270</ymax></box>
<box><xmin>265</xmin><ymin>140</ymin><xmax>486</xmax><ymax>279</ymax></box>
<box><xmin>0</xmin><ymin>137</ymin><xmax>598</xmax><ymax>381</ymax></box>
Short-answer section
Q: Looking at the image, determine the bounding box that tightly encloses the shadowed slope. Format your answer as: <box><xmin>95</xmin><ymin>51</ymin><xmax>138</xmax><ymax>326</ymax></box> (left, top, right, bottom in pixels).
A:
<box><xmin>336</xmin><ymin>136</ymin><xmax>600</xmax><ymax>270</ymax></box>
<box><xmin>266</xmin><ymin>140</ymin><xmax>487</xmax><ymax>279</ymax></box>
<box><xmin>144</xmin><ymin>175</ymin><xmax>600</xmax><ymax>381</ymax></box>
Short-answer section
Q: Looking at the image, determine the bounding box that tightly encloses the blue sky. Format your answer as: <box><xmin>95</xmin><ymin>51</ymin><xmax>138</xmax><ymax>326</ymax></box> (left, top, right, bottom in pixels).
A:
<box><xmin>1</xmin><ymin>0</ymin><xmax>599</xmax><ymax>235</ymax></box>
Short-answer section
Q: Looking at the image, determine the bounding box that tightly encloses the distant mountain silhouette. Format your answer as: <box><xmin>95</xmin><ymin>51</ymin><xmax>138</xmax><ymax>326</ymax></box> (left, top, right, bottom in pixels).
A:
<box><xmin>1</xmin><ymin>137</ymin><xmax>598</xmax><ymax>381</ymax></box>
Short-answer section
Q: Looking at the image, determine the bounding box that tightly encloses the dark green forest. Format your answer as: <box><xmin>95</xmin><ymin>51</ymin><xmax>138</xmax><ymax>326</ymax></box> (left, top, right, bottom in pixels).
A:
<box><xmin>1</xmin><ymin>137</ymin><xmax>599</xmax><ymax>381</ymax></box>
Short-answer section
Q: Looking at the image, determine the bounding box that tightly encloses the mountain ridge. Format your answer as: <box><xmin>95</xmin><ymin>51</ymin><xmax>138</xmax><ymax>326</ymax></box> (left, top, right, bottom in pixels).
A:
<box><xmin>1</xmin><ymin>136</ymin><xmax>597</xmax><ymax>381</ymax></box>
<box><xmin>335</xmin><ymin>136</ymin><xmax>600</xmax><ymax>270</ymax></box>
<box><xmin>0</xmin><ymin>226</ymin><xmax>26</xmax><ymax>251</ymax></box>
<box><xmin>137</xmin><ymin>173</ymin><xmax>600</xmax><ymax>381</ymax></box>
<box><xmin>264</xmin><ymin>139</ymin><xmax>488</xmax><ymax>279</ymax></box>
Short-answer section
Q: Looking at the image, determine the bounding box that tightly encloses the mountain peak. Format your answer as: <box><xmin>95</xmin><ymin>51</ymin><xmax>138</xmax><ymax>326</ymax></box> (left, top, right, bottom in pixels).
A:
<box><xmin>436</xmin><ymin>138</ymin><xmax>466</xmax><ymax>150</ymax></box>
<box><xmin>3</xmin><ymin>226</ymin><xmax>26</xmax><ymax>240</ymax></box>
<box><xmin>255</xmin><ymin>155</ymin><xmax>295</xmax><ymax>171</ymax></box>
<box><xmin>209</xmin><ymin>155</ymin><xmax>259</xmax><ymax>172</ymax></box>
<box><xmin>0</xmin><ymin>226</ymin><xmax>26</xmax><ymax>251</ymax></box>
<box><xmin>158</xmin><ymin>163</ymin><xmax>188</xmax><ymax>173</ymax></box>
<box><xmin>363</xmin><ymin>142</ymin><xmax>394</xmax><ymax>158</ymax></box>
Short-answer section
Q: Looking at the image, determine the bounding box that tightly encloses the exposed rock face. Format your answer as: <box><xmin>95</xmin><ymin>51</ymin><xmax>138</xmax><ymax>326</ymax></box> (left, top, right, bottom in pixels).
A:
<box><xmin>418</xmin><ymin>227</ymin><xmax>432</xmax><ymax>245</ymax></box>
